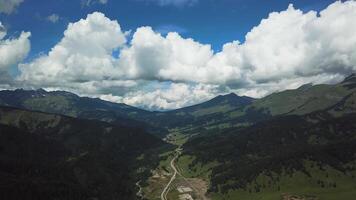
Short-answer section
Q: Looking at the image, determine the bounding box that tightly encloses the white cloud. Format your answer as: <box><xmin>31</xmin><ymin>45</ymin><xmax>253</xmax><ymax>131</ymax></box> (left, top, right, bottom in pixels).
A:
<box><xmin>47</xmin><ymin>14</ymin><xmax>60</xmax><ymax>23</ymax></box>
<box><xmin>0</xmin><ymin>0</ymin><xmax>23</xmax><ymax>14</ymax></box>
<box><xmin>119</xmin><ymin>1</ymin><xmax>356</xmax><ymax>96</ymax></box>
<box><xmin>0</xmin><ymin>23</ymin><xmax>5</xmax><ymax>38</ymax></box>
<box><xmin>13</xmin><ymin>1</ymin><xmax>356</xmax><ymax>109</ymax></box>
<box><xmin>0</xmin><ymin>22</ymin><xmax>31</xmax><ymax>71</ymax></box>
<box><xmin>119</xmin><ymin>83</ymin><xmax>220</xmax><ymax>110</ymax></box>
<box><xmin>143</xmin><ymin>0</ymin><xmax>198</xmax><ymax>7</ymax></box>
<box><xmin>234</xmin><ymin>2</ymin><xmax>356</xmax><ymax>84</ymax></box>
<box><xmin>18</xmin><ymin>12</ymin><xmax>127</xmax><ymax>91</ymax></box>
<box><xmin>118</xmin><ymin>26</ymin><xmax>215</xmax><ymax>82</ymax></box>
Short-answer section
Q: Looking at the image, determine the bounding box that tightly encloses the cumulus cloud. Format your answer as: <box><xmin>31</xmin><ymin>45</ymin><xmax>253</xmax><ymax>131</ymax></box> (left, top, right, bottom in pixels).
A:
<box><xmin>18</xmin><ymin>12</ymin><xmax>127</xmax><ymax>92</ymax></box>
<box><xmin>118</xmin><ymin>83</ymin><xmax>221</xmax><ymax>110</ymax></box>
<box><xmin>0</xmin><ymin>22</ymin><xmax>31</xmax><ymax>71</ymax></box>
<box><xmin>233</xmin><ymin>2</ymin><xmax>356</xmax><ymax>84</ymax></box>
<box><xmin>47</xmin><ymin>14</ymin><xmax>60</xmax><ymax>23</ymax></box>
<box><xmin>118</xmin><ymin>26</ymin><xmax>215</xmax><ymax>82</ymax></box>
<box><xmin>0</xmin><ymin>0</ymin><xmax>23</xmax><ymax>14</ymax></box>
<box><xmin>119</xmin><ymin>1</ymin><xmax>356</xmax><ymax>95</ymax></box>
<box><xmin>13</xmin><ymin>1</ymin><xmax>356</xmax><ymax>109</ymax></box>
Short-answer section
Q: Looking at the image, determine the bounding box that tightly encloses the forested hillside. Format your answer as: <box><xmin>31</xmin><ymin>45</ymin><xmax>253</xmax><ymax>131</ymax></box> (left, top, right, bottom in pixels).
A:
<box><xmin>0</xmin><ymin>106</ymin><xmax>166</xmax><ymax>200</ymax></box>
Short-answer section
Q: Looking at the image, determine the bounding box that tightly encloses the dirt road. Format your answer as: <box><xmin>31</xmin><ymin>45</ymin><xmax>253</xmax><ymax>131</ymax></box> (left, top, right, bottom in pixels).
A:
<box><xmin>161</xmin><ymin>148</ymin><xmax>181</xmax><ymax>200</ymax></box>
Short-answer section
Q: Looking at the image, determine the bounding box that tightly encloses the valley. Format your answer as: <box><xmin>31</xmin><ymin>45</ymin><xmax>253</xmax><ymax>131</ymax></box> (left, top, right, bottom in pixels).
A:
<box><xmin>1</xmin><ymin>75</ymin><xmax>356</xmax><ymax>200</ymax></box>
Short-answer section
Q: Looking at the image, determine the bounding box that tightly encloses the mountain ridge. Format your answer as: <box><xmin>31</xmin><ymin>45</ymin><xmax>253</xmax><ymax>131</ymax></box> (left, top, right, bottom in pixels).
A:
<box><xmin>1</xmin><ymin>74</ymin><xmax>356</xmax><ymax>136</ymax></box>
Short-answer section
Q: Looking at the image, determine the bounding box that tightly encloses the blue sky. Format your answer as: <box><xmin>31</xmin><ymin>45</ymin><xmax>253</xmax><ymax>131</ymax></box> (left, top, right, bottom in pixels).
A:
<box><xmin>1</xmin><ymin>0</ymin><xmax>355</xmax><ymax>110</ymax></box>
<box><xmin>1</xmin><ymin>0</ymin><xmax>337</xmax><ymax>58</ymax></box>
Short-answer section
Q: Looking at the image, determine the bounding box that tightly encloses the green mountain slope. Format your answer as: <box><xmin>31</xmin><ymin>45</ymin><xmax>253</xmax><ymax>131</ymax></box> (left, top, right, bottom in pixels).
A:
<box><xmin>0</xmin><ymin>106</ymin><xmax>165</xmax><ymax>200</ymax></box>
<box><xmin>246</xmin><ymin>74</ymin><xmax>355</xmax><ymax>116</ymax></box>
<box><xmin>182</xmin><ymin>106</ymin><xmax>356</xmax><ymax>199</ymax></box>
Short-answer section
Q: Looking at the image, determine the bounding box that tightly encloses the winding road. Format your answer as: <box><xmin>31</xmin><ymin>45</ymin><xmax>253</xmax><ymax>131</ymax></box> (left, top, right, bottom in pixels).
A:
<box><xmin>160</xmin><ymin>148</ymin><xmax>181</xmax><ymax>200</ymax></box>
<box><xmin>136</xmin><ymin>181</ymin><xmax>143</xmax><ymax>199</ymax></box>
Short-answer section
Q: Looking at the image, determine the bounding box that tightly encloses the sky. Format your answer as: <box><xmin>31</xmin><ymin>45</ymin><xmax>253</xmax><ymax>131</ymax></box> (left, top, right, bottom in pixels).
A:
<box><xmin>0</xmin><ymin>0</ymin><xmax>355</xmax><ymax>110</ymax></box>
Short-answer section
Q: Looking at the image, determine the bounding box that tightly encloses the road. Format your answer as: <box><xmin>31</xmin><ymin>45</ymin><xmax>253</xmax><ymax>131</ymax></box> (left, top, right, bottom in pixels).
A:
<box><xmin>160</xmin><ymin>148</ymin><xmax>181</xmax><ymax>200</ymax></box>
<box><xmin>136</xmin><ymin>181</ymin><xmax>143</xmax><ymax>199</ymax></box>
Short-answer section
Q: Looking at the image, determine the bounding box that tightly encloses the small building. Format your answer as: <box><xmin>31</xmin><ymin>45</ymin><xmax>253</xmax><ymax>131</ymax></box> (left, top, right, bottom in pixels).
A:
<box><xmin>177</xmin><ymin>186</ymin><xmax>193</xmax><ymax>193</ymax></box>
<box><xmin>152</xmin><ymin>173</ymin><xmax>160</xmax><ymax>178</ymax></box>
<box><xmin>179</xmin><ymin>194</ymin><xmax>194</xmax><ymax>200</ymax></box>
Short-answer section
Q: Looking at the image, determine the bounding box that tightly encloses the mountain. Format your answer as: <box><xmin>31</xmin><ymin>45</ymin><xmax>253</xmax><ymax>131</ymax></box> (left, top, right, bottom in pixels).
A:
<box><xmin>3</xmin><ymin>73</ymin><xmax>355</xmax><ymax>137</ymax></box>
<box><xmin>0</xmin><ymin>89</ymin><xmax>149</xmax><ymax>119</ymax></box>
<box><xmin>0</xmin><ymin>106</ymin><xmax>166</xmax><ymax>200</ymax></box>
<box><xmin>166</xmin><ymin>75</ymin><xmax>356</xmax><ymax>136</ymax></box>
<box><xmin>169</xmin><ymin>93</ymin><xmax>254</xmax><ymax>117</ymax></box>
<box><xmin>250</xmin><ymin>74</ymin><xmax>356</xmax><ymax>117</ymax></box>
<box><xmin>143</xmin><ymin>93</ymin><xmax>256</xmax><ymax>134</ymax></box>
<box><xmin>177</xmin><ymin>75</ymin><xmax>356</xmax><ymax>199</ymax></box>
<box><xmin>0</xmin><ymin>89</ymin><xmax>257</xmax><ymax>136</ymax></box>
<box><xmin>1</xmin><ymin>74</ymin><xmax>355</xmax><ymax>135</ymax></box>
<box><xmin>0</xmin><ymin>89</ymin><xmax>168</xmax><ymax>136</ymax></box>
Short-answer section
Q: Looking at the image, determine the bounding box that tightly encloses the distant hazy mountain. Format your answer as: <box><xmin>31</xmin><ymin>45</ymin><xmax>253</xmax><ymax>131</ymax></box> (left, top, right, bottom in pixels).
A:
<box><xmin>0</xmin><ymin>88</ymin><xmax>257</xmax><ymax>135</ymax></box>
<box><xmin>0</xmin><ymin>89</ymin><xmax>145</xmax><ymax>117</ymax></box>
<box><xmin>0</xmin><ymin>89</ymin><xmax>169</xmax><ymax>136</ymax></box>
<box><xmin>141</xmin><ymin>93</ymin><xmax>256</xmax><ymax>133</ymax></box>
<box><xmin>170</xmin><ymin>93</ymin><xmax>254</xmax><ymax>117</ymax></box>
<box><xmin>0</xmin><ymin>106</ymin><xmax>165</xmax><ymax>200</ymax></box>
<box><xmin>1</xmin><ymin>74</ymin><xmax>355</xmax><ymax>137</ymax></box>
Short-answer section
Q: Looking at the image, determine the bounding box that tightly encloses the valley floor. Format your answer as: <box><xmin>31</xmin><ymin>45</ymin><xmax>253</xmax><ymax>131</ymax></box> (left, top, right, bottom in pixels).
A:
<box><xmin>142</xmin><ymin>132</ymin><xmax>356</xmax><ymax>200</ymax></box>
<box><xmin>142</xmin><ymin>132</ymin><xmax>210</xmax><ymax>200</ymax></box>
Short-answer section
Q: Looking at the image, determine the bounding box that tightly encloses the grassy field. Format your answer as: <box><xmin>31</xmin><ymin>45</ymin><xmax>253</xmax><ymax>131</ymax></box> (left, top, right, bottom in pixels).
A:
<box><xmin>176</xmin><ymin>155</ymin><xmax>217</xmax><ymax>180</ymax></box>
<box><xmin>209</xmin><ymin>161</ymin><xmax>356</xmax><ymax>200</ymax></box>
<box><xmin>165</xmin><ymin>130</ymin><xmax>191</xmax><ymax>146</ymax></box>
<box><xmin>173</xmin><ymin>153</ymin><xmax>356</xmax><ymax>200</ymax></box>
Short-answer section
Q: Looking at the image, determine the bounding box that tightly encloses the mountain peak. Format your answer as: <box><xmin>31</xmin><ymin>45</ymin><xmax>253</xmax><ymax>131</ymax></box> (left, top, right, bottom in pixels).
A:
<box><xmin>50</xmin><ymin>90</ymin><xmax>78</xmax><ymax>97</ymax></box>
<box><xmin>342</xmin><ymin>73</ymin><xmax>356</xmax><ymax>83</ymax></box>
<box><xmin>207</xmin><ymin>92</ymin><xmax>254</xmax><ymax>107</ymax></box>
<box><xmin>298</xmin><ymin>83</ymin><xmax>313</xmax><ymax>91</ymax></box>
<box><xmin>341</xmin><ymin>73</ymin><xmax>356</xmax><ymax>90</ymax></box>
<box><xmin>214</xmin><ymin>92</ymin><xmax>237</xmax><ymax>99</ymax></box>
<box><xmin>226</xmin><ymin>92</ymin><xmax>238</xmax><ymax>97</ymax></box>
<box><xmin>36</xmin><ymin>88</ymin><xmax>47</xmax><ymax>92</ymax></box>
